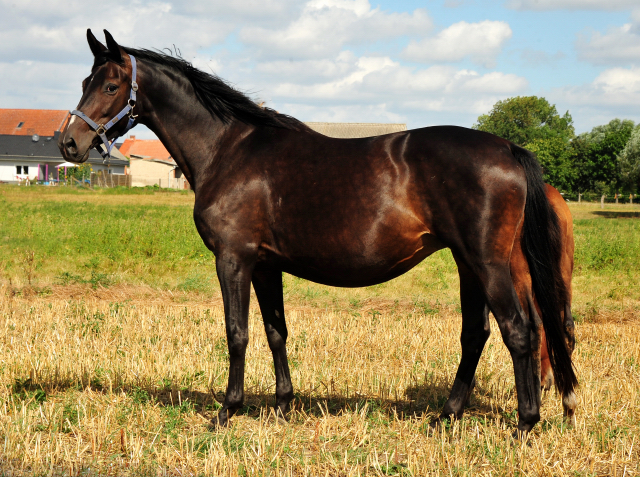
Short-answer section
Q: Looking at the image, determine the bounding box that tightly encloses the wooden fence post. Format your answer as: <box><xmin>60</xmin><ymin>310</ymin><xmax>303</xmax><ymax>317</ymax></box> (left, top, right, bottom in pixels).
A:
<box><xmin>578</xmin><ymin>193</ymin><xmax>581</xmax><ymax>203</ymax></box>
<box><xmin>601</xmin><ymin>194</ymin><xmax>605</xmax><ymax>209</ymax></box>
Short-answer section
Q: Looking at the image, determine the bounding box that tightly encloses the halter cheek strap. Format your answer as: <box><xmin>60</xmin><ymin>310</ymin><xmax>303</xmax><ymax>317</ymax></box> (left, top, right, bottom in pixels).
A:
<box><xmin>70</xmin><ymin>54</ymin><xmax>138</xmax><ymax>160</ymax></box>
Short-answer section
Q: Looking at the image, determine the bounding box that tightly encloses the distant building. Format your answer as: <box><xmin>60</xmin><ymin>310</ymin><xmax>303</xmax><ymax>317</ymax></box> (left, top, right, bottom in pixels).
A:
<box><xmin>0</xmin><ymin>109</ymin><xmax>70</xmax><ymax>137</ymax></box>
<box><xmin>305</xmin><ymin>122</ymin><xmax>407</xmax><ymax>138</ymax></box>
<box><xmin>120</xmin><ymin>135</ymin><xmax>186</xmax><ymax>188</ymax></box>
<box><xmin>0</xmin><ymin>132</ymin><xmax>128</xmax><ymax>184</ymax></box>
<box><xmin>119</xmin><ymin>136</ymin><xmax>171</xmax><ymax>160</ymax></box>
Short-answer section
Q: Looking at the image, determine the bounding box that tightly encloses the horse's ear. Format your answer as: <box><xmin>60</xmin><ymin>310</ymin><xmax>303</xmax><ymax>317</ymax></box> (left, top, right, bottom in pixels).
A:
<box><xmin>87</xmin><ymin>29</ymin><xmax>108</xmax><ymax>58</ymax></box>
<box><xmin>103</xmin><ymin>30</ymin><xmax>124</xmax><ymax>65</ymax></box>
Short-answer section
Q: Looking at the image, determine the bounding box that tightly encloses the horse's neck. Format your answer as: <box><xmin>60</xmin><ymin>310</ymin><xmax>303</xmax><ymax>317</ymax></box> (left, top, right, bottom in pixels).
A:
<box><xmin>138</xmin><ymin>63</ymin><xmax>235</xmax><ymax>191</ymax></box>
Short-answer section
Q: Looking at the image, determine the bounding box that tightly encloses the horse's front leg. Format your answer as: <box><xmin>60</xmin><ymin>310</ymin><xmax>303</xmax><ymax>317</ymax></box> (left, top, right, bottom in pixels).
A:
<box><xmin>252</xmin><ymin>268</ymin><xmax>294</xmax><ymax>418</ymax></box>
<box><xmin>211</xmin><ymin>253</ymin><xmax>254</xmax><ymax>428</ymax></box>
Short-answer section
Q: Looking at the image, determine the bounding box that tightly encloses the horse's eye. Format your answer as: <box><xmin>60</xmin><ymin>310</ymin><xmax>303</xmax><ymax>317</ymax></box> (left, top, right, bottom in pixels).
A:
<box><xmin>106</xmin><ymin>84</ymin><xmax>118</xmax><ymax>94</ymax></box>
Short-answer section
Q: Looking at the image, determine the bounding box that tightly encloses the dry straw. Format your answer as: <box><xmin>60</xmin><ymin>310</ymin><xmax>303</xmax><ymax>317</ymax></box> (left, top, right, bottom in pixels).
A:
<box><xmin>0</xmin><ymin>286</ymin><xmax>638</xmax><ymax>475</ymax></box>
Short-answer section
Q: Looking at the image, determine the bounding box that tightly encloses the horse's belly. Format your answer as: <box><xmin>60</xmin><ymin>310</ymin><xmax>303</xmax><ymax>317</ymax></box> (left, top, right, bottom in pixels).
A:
<box><xmin>268</xmin><ymin>232</ymin><xmax>445</xmax><ymax>287</ymax></box>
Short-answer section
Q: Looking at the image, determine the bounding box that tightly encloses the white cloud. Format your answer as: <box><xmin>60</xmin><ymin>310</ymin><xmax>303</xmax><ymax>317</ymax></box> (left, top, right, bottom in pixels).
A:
<box><xmin>592</xmin><ymin>66</ymin><xmax>640</xmax><ymax>96</ymax></box>
<box><xmin>0</xmin><ymin>1</ymin><xmax>257</xmax><ymax>63</ymax></box>
<box><xmin>280</xmin><ymin>103</ymin><xmax>406</xmax><ymax>125</ymax></box>
<box><xmin>548</xmin><ymin>66</ymin><xmax>640</xmax><ymax>132</ymax></box>
<box><xmin>239</xmin><ymin>1</ymin><xmax>432</xmax><ymax>60</ymax></box>
<box><xmin>576</xmin><ymin>23</ymin><xmax>640</xmax><ymax>65</ymax></box>
<box><xmin>241</xmin><ymin>53</ymin><xmax>527</xmax><ymax>120</ymax></box>
<box><xmin>0</xmin><ymin>60</ymin><xmax>86</xmax><ymax>109</ymax></box>
<box><xmin>458</xmin><ymin>71</ymin><xmax>528</xmax><ymax>93</ymax></box>
<box><xmin>173</xmin><ymin>0</ymin><xmax>301</xmax><ymax>20</ymax></box>
<box><xmin>507</xmin><ymin>0</ymin><xmax>639</xmax><ymax>11</ymax></box>
<box><xmin>254</xmin><ymin>51</ymin><xmax>361</xmax><ymax>83</ymax></box>
<box><xmin>402</xmin><ymin>21</ymin><xmax>512</xmax><ymax>68</ymax></box>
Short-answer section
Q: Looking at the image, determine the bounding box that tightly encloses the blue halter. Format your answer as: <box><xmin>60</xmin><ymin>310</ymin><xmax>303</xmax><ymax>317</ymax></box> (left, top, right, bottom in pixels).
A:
<box><xmin>70</xmin><ymin>54</ymin><xmax>138</xmax><ymax>160</ymax></box>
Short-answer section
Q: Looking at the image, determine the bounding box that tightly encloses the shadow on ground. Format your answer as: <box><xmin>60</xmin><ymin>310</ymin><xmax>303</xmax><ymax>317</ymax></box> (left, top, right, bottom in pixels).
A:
<box><xmin>9</xmin><ymin>373</ymin><xmax>524</xmax><ymax>429</ymax></box>
<box><xmin>592</xmin><ymin>211</ymin><xmax>640</xmax><ymax>219</ymax></box>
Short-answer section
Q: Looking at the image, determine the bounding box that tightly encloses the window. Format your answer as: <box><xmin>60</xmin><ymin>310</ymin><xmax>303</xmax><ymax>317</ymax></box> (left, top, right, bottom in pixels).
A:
<box><xmin>16</xmin><ymin>122</ymin><xmax>24</xmax><ymax>129</ymax></box>
<box><xmin>16</xmin><ymin>165</ymin><xmax>22</xmax><ymax>175</ymax></box>
<box><xmin>23</xmin><ymin>166</ymin><xmax>29</xmax><ymax>174</ymax></box>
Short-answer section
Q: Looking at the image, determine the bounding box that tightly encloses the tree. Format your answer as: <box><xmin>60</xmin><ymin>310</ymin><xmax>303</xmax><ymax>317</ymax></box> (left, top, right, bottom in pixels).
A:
<box><xmin>473</xmin><ymin>96</ymin><xmax>575</xmax><ymax>190</ymax></box>
<box><xmin>619</xmin><ymin>124</ymin><xmax>640</xmax><ymax>192</ymax></box>
<box><xmin>473</xmin><ymin>96</ymin><xmax>574</xmax><ymax>146</ymax></box>
<box><xmin>571</xmin><ymin>119</ymin><xmax>634</xmax><ymax>193</ymax></box>
<box><xmin>526</xmin><ymin>137</ymin><xmax>575</xmax><ymax>192</ymax></box>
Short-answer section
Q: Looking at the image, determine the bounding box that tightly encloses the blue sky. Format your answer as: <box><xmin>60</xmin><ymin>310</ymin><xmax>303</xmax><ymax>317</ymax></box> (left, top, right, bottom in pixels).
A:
<box><xmin>1</xmin><ymin>0</ymin><xmax>639</xmax><ymax>138</ymax></box>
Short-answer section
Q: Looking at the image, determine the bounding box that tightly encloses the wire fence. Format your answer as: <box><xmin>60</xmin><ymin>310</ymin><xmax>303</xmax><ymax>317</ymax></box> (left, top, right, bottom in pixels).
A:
<box><xmin>563</xmin><ymin>192</ymin><xmax>637</xmax><ymax>204</ymax></box>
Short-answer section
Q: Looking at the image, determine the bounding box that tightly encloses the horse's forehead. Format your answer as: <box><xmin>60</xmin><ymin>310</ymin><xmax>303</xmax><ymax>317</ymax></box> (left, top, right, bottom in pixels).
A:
<box><xmin>90</xmin><ymin>61</ymin><xmax>123</xmax><ymax>80</ymax></box>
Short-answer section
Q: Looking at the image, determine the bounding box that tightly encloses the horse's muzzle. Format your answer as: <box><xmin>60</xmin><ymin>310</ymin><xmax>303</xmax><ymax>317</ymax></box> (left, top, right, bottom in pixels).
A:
<box><xmin>58</xmin><ymin>135</ymin><xmax>91</xmax><ymax>163</ymax></box>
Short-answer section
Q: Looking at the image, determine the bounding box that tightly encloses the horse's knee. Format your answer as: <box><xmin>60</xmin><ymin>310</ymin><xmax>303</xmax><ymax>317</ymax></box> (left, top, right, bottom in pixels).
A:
<box><xmin>228</xmin><ymin>333</ymin><xmax>249</xmax><ymax>357</ymax></box>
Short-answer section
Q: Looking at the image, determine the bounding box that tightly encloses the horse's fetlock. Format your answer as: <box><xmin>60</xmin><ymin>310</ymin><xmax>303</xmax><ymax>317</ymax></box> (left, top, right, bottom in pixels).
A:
<box><xmin>518</xmin><ymin>408</ymin><xmax>540</xmax><ymax>429</ymax></box>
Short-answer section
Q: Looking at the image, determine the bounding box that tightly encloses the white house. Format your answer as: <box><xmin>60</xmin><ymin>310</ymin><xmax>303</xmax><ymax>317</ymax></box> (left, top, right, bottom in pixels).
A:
<box><xmin>0</xmin><ymin>132</ymin><xmax>128</xmax><ymax>184</ymax></box>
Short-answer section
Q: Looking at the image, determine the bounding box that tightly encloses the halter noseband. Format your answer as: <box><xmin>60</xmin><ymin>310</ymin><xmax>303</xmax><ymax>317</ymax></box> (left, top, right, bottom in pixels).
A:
<box><xmin>70</xmin><ymin>54</ymin><xmax>138</xmax><ymax>160</ymax></box>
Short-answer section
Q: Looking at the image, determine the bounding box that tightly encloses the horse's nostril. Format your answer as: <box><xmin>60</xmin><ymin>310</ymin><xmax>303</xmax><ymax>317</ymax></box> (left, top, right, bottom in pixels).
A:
<box><xmin>65</xmin><ymin>137</ymin><xmax>78</xmax><ymax>156</ymax></box>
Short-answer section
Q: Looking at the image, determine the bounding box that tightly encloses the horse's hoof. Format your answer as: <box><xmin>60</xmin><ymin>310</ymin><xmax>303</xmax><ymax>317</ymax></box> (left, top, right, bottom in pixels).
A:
<box><xmin>209</xmin><ymin>412</ymin><xmax>230</xmax><ymax>430</ymax></box>
<box><xmin>512</xmin><ymin>428</ymin><xmax>530</xmax><ymax>441</ymax></box>
<box><xmin>429</xmin><ymin>416</ymin><xmax>450</xmax><ymax>433</ymax></box>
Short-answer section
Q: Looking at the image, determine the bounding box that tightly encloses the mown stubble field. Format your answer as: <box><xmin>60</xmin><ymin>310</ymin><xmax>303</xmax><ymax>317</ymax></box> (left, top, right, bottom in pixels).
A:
<box><xmin>0</xmin><ymin>186</ymin><xmax>638</xmax><ymax>476</ymax></box>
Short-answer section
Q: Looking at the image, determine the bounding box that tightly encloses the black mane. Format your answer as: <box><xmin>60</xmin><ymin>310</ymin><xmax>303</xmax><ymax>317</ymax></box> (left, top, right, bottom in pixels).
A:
<box><xmin>121</xmin><ymin>47</ymin><xmax>310</xmax><ymax>132</ymax></box>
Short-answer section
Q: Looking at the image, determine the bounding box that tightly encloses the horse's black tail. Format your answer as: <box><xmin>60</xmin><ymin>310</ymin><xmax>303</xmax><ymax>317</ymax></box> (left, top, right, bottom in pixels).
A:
<box><xmin>511</xmin><ymin>144</ymin><xmax>577</xmax><ymax>396</ymax></box>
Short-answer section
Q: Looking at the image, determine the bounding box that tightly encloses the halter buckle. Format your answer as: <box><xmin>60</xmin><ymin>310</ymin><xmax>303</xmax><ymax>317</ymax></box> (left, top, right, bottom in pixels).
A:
<box><xmin>96</xmin><ymin>124</ymin><xmax>106</xmax><ymax>136</ymax></box>
<box><xmin>131</xmin><ymin>81</ymin><xmax>138</xmax><ymax>92</ymax></box>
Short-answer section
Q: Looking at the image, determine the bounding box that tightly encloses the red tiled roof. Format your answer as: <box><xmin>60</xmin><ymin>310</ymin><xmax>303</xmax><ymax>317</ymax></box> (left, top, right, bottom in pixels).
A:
<box><xmin>0</xmin><ymin>109</ymin><xmax>70</xmax><ymax>136</ymax></box>
<box><xmin>119</xmin><ymin>136</ymin><xmax>171</xmax><ymax>161</ymax></box>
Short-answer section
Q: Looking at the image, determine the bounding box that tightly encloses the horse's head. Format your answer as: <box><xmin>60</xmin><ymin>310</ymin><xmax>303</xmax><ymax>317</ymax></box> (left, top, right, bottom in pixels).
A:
<box><xmin>59</xmin><ymin>29</ymin><xmax>137</xmax><ymax>163</ymax></box>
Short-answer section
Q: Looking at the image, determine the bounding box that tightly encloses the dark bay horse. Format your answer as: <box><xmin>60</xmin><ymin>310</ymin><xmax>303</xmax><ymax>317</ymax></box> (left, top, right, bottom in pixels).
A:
<box><xmin>59</xmin><ymin>30</ymin><xmax>577</xmax><ymax>433</ymax></box>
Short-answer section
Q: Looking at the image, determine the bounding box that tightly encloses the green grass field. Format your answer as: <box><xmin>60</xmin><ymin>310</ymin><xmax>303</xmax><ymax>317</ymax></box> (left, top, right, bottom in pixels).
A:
<box><xmin>1</xmin><ymin>185</ymin><xmax>638</xmax><ymax>318</ymax></box>
<box><xmin>0</xmin><ymin>184</ymin><xmax>638</xmax><ymax>475</ymax></box>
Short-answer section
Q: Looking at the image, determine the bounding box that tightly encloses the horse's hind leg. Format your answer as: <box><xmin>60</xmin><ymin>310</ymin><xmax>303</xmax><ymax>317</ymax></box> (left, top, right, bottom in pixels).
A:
<box><xmin>252</xmin><ymin>268</ymin><xmax>294</xmax><ymax>419</ymax></box>
<box><xmin>437</xmin><ymin>258</ymin><xmax>490</xmax><ymax>422</ymax></box>
<box><xmin>479</xmin><ymin>261</ymin><xmax>542</xmax><ymax>433</ymax></box>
